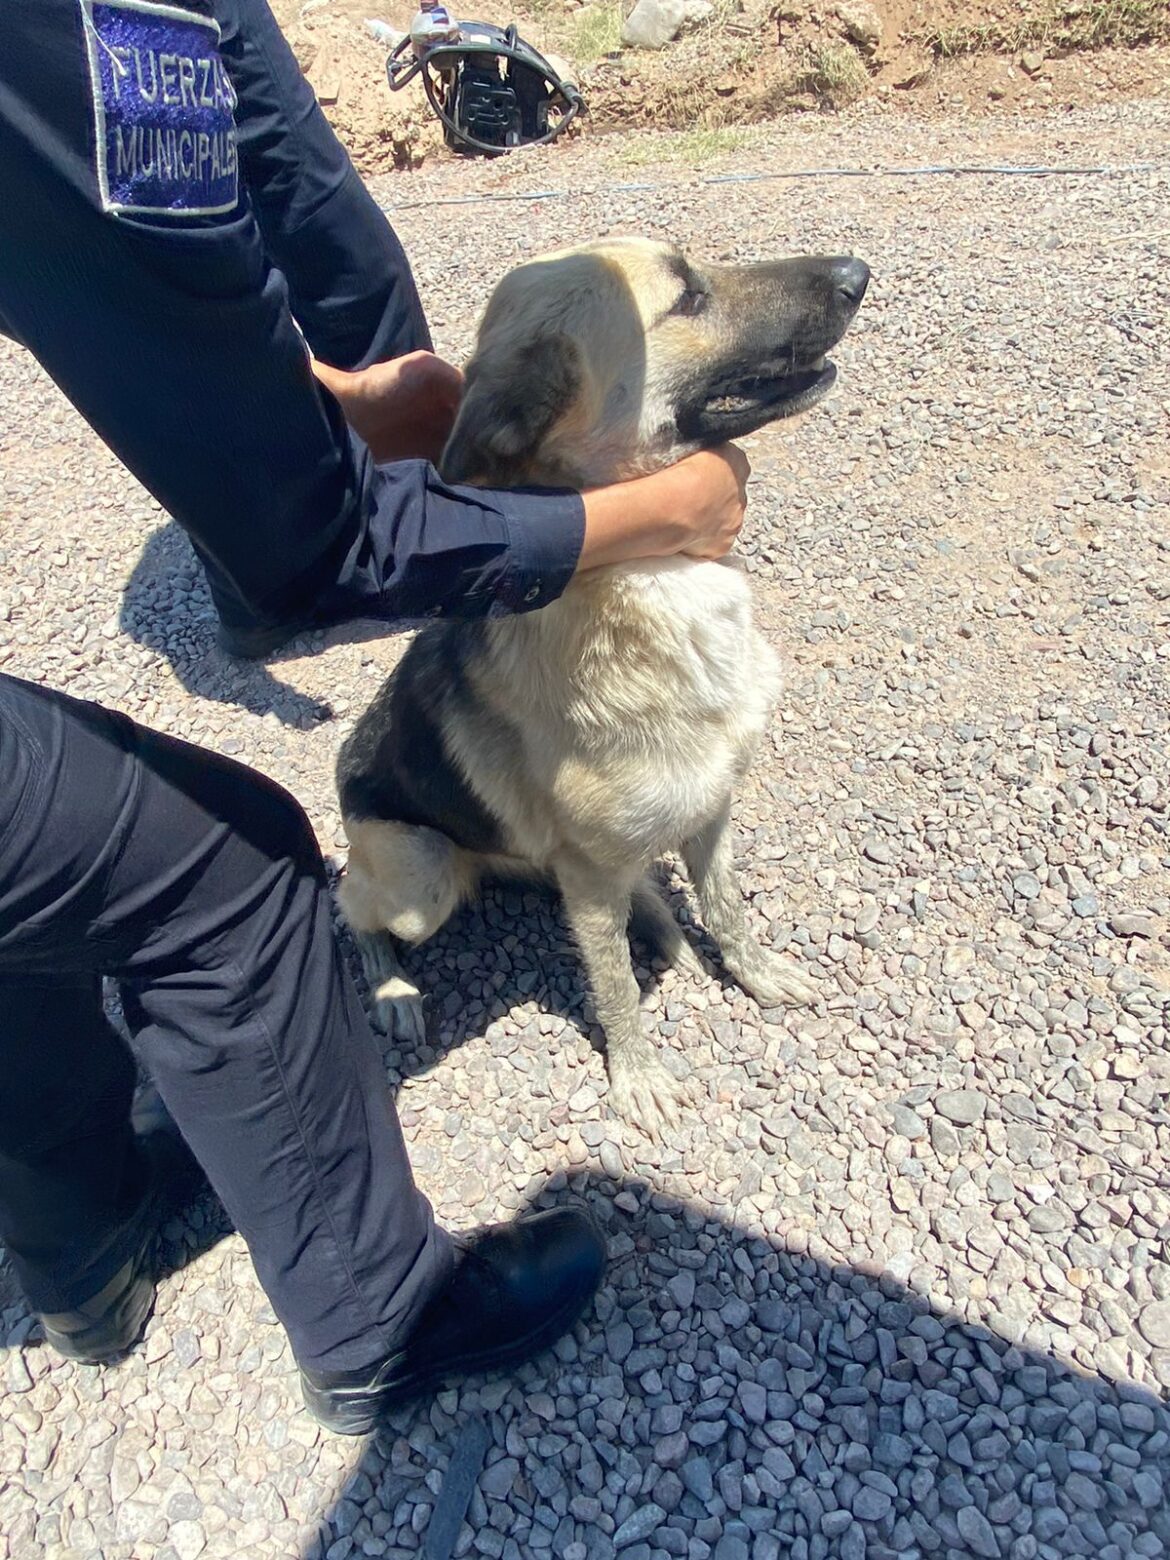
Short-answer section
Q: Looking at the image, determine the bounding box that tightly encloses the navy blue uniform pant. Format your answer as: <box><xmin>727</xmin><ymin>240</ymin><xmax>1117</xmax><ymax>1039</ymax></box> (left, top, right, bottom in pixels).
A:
<box><xmin>0</xmin><ymin>673</ymin><xmax>452</xmax><ymax>1371</ymax></box>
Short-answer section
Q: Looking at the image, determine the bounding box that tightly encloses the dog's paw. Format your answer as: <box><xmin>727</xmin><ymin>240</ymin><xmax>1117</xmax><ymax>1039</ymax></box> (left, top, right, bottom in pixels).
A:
<box><xmin>372</xmin><ymin>975</ymin><xmax>428</xmax><ymax>1045</ymax></box>
<box><xmin>606</xmin><ymin>1045</ymin><xmax>687</xmax><ymax>1138</ymax></box>
<box><xmin>735</xmin><ymin>949</ymin><xmax>819</xmax><ymax>1008</ymax></box>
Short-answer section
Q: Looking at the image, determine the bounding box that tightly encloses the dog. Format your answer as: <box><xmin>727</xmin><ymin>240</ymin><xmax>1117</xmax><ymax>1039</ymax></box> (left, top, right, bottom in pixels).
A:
<box><xmin>336</xmin><ymin>238</ymin><xmax>869</xmax><ymax>1133</ymax></box>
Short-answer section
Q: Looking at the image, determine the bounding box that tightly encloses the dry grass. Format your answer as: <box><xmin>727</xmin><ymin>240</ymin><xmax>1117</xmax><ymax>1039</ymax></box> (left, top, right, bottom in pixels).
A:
<box><xmin>614</xmin><ymin>125</ymin><xmax>753</xmax><ymax>166</ymax></box>
<box><xmin>792</xmin><ymin>41</ymin><xmax>871</xmax><ymax>106</ymax></box>
<box><xmin>568</xmin><ymin>2</ymin><xmax>625</xmax><ymax>63</ymax></box>
<box><xmin>567</xmin><ymin>0</ymin><xmax>1166</xmax><ymax>138</ymax></box>
<box><xmin>925</xmin><ymin>0</ymin><xmax>1170</xmax><ymax>57</ymax></box>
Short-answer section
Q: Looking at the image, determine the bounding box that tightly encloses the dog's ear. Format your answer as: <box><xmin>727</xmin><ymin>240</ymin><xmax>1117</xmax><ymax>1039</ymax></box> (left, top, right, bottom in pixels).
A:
<box><xmin>439</xmin><ymin>333</ymin><xmax>581</xmax><ymax>486</ymax></box>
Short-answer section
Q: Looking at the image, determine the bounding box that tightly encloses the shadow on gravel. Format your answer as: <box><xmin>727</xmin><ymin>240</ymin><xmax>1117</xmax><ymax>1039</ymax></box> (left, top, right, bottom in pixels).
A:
<box><xmin>299</xmin><ymin>1170</ymin><xmax>1169</xmax><ymax>1560</ymax></box>
<box><xmin>1</xmin><ymin>998</ymin><xmax>1167</xmax><ymax>1557</ymax></box>
<box><xmin>342</xmin><ymin>868</ymin><xmax>712</xmax><ymax>1086</ymax></box>
<box><xmin>1</xmin><ymin>876</ymin><xmax>1166</xmax><ymax>1559</ymax></box>
<box><xmin>120</xmin><ymin>522</ymin><xmax>397</xmax><ymax>727</ymax></box>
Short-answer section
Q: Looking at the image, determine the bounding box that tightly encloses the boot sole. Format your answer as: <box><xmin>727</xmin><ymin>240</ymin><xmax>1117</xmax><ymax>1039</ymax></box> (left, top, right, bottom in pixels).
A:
<box><xmin>301</xmin><ymin>1285</ymin><xmax>595</xmax><ymax>1435</ymax></box>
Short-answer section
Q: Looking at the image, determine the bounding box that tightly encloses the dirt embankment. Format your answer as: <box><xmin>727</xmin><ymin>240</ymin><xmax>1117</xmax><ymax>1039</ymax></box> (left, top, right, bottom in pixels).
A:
<box><xmin>274</xmin><ymin>0</ymin><xmax>1170</xmax><ymax>175</ymax></box>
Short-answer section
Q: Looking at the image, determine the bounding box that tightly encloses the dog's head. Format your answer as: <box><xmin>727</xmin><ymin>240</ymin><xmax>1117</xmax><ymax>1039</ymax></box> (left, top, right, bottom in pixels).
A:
<box><xmin>440</xmin><ymin>237</ymin><xmax>869</xmax><ymax>490</ymax></box>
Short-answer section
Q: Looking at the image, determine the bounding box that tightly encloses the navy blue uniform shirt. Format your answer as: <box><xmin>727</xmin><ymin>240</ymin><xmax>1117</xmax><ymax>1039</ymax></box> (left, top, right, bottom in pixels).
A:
<box><xmin>0</xmin><ymin>0</ymin><xmax>585</xmax><ymax>631</ymax></box>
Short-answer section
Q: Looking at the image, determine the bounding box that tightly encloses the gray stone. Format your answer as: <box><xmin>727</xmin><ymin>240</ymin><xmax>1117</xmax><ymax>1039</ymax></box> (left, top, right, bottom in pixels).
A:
<box><xmin>6</xmin><ymin>1352</ymin><xmax>33</xmax><ymax>1393</ymax></box>
<box><xmin>479</xmin><ymin>1459</ymin><xmax>519</xmax><ymax>1500</ymax></box>
<box><xmin>931</xmin><ymin>1116</ymin><xmax>961</xmax><ymax>1157</ymax></box>
<box><xmin>934</xmin><ymin>1089</ymin><xmax>986</xmax><ymax>1125</ymax></box>
<box><xmin>613</xmin><ymin>1504</ymin><xmax>666</xmax><ymax>1549</ymax></box>
<box><xmin>1064</xmin><ymin>1471</ymin><xmax>1102</xmax><ymax>1511</ymax></box>
<box><xmin>1110</xmin><ymin>912</ymin><xmax>1155</xmax><ymax>937</ymax></box>
<box><xmin>667</xmin><ymin>1271</ymin><xmax>696</xmax><ymax>1311</ymax></box>
<box><xmin>755</xmin><ymin>1300</ymin><xmax>786</xmax><ymax>1333</ymax></box>
<box><xmin>621</xmin><ymin>0</ymin><xmax>686</xmax><ymax>49</ymax></box>
<box><xmin>956</xmin><ymin>1505</ymin><xmax>1001</xmax><ymax>1558</ymax></box>
<box><xmin>1033</xmin><ymin>1507</ymin><xmax>1068</xmax><ymax>1541</ymax></box>
<box><xmin>852</xmin><ymin>1486</ymin><xmax>891</xmax><ymax>1522</ymax></box>
<box><xmin>679</xmin><ymin>1459</ymin><xmax>714</xmax><ymax>1504</ymax></box>
<box><xmin>608</xmin><ymin>1321</ymin><xmax>635</xmax><ymax>1363</ymax></box>
<box><xmin>837</xmin><ymin>0</ymin><xmax>882</xmax><ymax>53</ymax></box>
<box><xmin>653</xmin><ymin>1432</ymin><xmax>690</xmax><ymax>1469</ymax></box>
<box><xmin>873</xmin><ymin>1432</ymin><xmax>914</xmax><ymax>1469</ymax></box>
<box><xmin>170</xmin><ymin>1521</ymin><xmax>207</xmax><ymax>1560</ymax></box>
<box><xmin>712</xmin><ymin>1538</ymin><xmax>748</xmax><ymax>1560</ymax></box>
<box><xmin>1132</xmin><ymin>1470</ymin><xmax>1163</xmax><ymax>1509</ymax></box>
<box><xmin>1137</xmin><ymin>1301</ymin><xmax>1170</xmax><ymax>1350</ymax></box>
<box><xmin>891</xmin><ymin>1105</ymin><xmax>926</xmax><ymax>1139</ymax></box>
<box><xmin>737</xmin><ymin>1382</ymin><xmax>767</xmax><ymax>1425</ymax></box>
<box><xmin>1027</xmin><ymin>1203</ymin><xmax>1068</xmax><ymax>1234</ymax></box>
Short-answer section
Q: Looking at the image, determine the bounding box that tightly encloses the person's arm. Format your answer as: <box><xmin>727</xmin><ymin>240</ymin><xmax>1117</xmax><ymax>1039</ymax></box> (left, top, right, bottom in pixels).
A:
<box><xmin>214</xmin><ymin>0</ymin><xmax>433</xmax><ymax>370</ymax></box>
<box><xmin>578</xmin><ymin>448</ymin><xmax>750</xmax><ymax>571</ymax></box>
<box><xmin>341</xmin><ymin>443</ymin><xmax>749</xmax><ymax>626</ymax></box>
<box><xmin>313</xmin><ymin>353</ymin><xmax>749</xmax><ymax>573</ymax></box>
<box><xmin>313</xmin><ymin>354</ymin><xmax>749</xmax><ymax>619</ymax></box>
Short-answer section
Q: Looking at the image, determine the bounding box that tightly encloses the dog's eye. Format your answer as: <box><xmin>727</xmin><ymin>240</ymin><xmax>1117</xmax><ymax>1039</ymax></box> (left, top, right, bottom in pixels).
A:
<box><xmin>671</xmin><ymin>287</ymin><xmax>708</xmax><ymax>319</ymax></box>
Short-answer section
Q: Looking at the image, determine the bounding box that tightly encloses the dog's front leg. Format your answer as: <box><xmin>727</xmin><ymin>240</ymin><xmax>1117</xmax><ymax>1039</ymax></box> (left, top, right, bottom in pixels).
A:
<box><xmin>351</xmin><ymin>929</ymin><xmax>428</xmax><ymax>1046</ymax></box>
<box><xmin>683</xmin><ymin>804</ymin><xmax>819</xmax><ymax>1008</ymax></box>
<box><xmin>556</xmin><ymin>862</ymin><xmax>686</xmax><ymax>1136</ymax></box>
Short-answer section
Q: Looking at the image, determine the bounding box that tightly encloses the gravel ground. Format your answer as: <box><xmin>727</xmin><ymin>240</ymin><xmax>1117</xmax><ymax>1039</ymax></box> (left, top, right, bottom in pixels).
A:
<box><xmin>2</xmin><ymin>99</ymin><xmax>1169</xmax><ymax>1560</ymax></box>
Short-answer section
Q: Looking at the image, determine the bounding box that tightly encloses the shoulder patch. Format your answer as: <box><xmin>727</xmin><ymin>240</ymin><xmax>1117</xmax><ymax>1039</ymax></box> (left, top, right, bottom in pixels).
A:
<box><xmin>79</xmin><ymin>0</ymin><xmax>239</xmax><ymax>218</ymax></box>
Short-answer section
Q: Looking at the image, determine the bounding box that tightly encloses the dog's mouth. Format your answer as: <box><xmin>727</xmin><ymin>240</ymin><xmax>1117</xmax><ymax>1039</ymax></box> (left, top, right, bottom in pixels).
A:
<box><xmin>703</xmin><ymin>355</ymin><xmax>836</xmax><ymax>421</ymax></box>
<box><xmin>678</xmin><ymin>355</ymin><xmax>838</xmax><ymax>443</ymax></box>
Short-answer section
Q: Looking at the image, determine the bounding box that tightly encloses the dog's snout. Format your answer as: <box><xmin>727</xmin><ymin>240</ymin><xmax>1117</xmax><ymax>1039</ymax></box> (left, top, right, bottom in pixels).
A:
<box><xmin>830</xmin><ymin>257</ymin><xmax>870</xmax><ymax>306</ymax></box>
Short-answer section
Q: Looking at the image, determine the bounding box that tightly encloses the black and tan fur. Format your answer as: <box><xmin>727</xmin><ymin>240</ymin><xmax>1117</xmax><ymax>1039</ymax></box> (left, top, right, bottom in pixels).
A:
<box><xmin>337</xmin><ymin>238</ymin><xmax>869</xmax><ymax>1133</ymax></box>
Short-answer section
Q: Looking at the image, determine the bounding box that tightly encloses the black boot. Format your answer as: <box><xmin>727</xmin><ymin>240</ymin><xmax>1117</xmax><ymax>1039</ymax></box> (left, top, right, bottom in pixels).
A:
<box><xmin>300</xmin><ymin>1207</ymin><xmax>606</xmax><ymax>1434</ymax></box>
<box><xmin>38</xmin><ymin>1123</ymin><xmax>206</xmax><ymax>1364</ymax></box>
<box><xmin>38</xmin><ymin>1224</ymin><xmax>157</xmax><ymax>1364</ymax></box>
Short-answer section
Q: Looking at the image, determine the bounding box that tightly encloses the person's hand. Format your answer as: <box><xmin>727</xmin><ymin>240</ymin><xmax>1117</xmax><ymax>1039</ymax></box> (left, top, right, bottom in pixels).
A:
<box><xmin>659</xmin><ymin>445</ymin><xmax>750</xmax><ymax>560</ymax></box>
<box><xmin>312</xmin><ymin>350</ymin><xmax>464</xmax><ymax>465</ymax></box>
<box><xmin>576</xmin><ymin>444</ymin><xmax>751</xmax><ymax>574</ymax></box>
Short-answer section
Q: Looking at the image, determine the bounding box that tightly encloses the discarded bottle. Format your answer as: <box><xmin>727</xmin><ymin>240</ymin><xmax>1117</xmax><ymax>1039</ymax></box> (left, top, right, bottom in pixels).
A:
<box><xmin>408</xmin><ymin>2</ymin><xmax>460</xmax><ymax>54</ymax></box>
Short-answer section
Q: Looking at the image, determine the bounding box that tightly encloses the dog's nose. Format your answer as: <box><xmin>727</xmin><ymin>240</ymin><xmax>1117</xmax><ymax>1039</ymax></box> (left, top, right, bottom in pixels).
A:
<box><xmin>829</xmin><ymin>257</ymin><xmax>870</xmax><ymax>306</ymax></box>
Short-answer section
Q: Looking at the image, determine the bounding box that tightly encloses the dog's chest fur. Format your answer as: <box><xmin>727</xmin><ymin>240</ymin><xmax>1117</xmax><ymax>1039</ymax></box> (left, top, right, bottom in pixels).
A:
<box><xmin>463</xmin><ymin>555</ymin><xmax>781</xmax><ymax>864</ymax></box>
